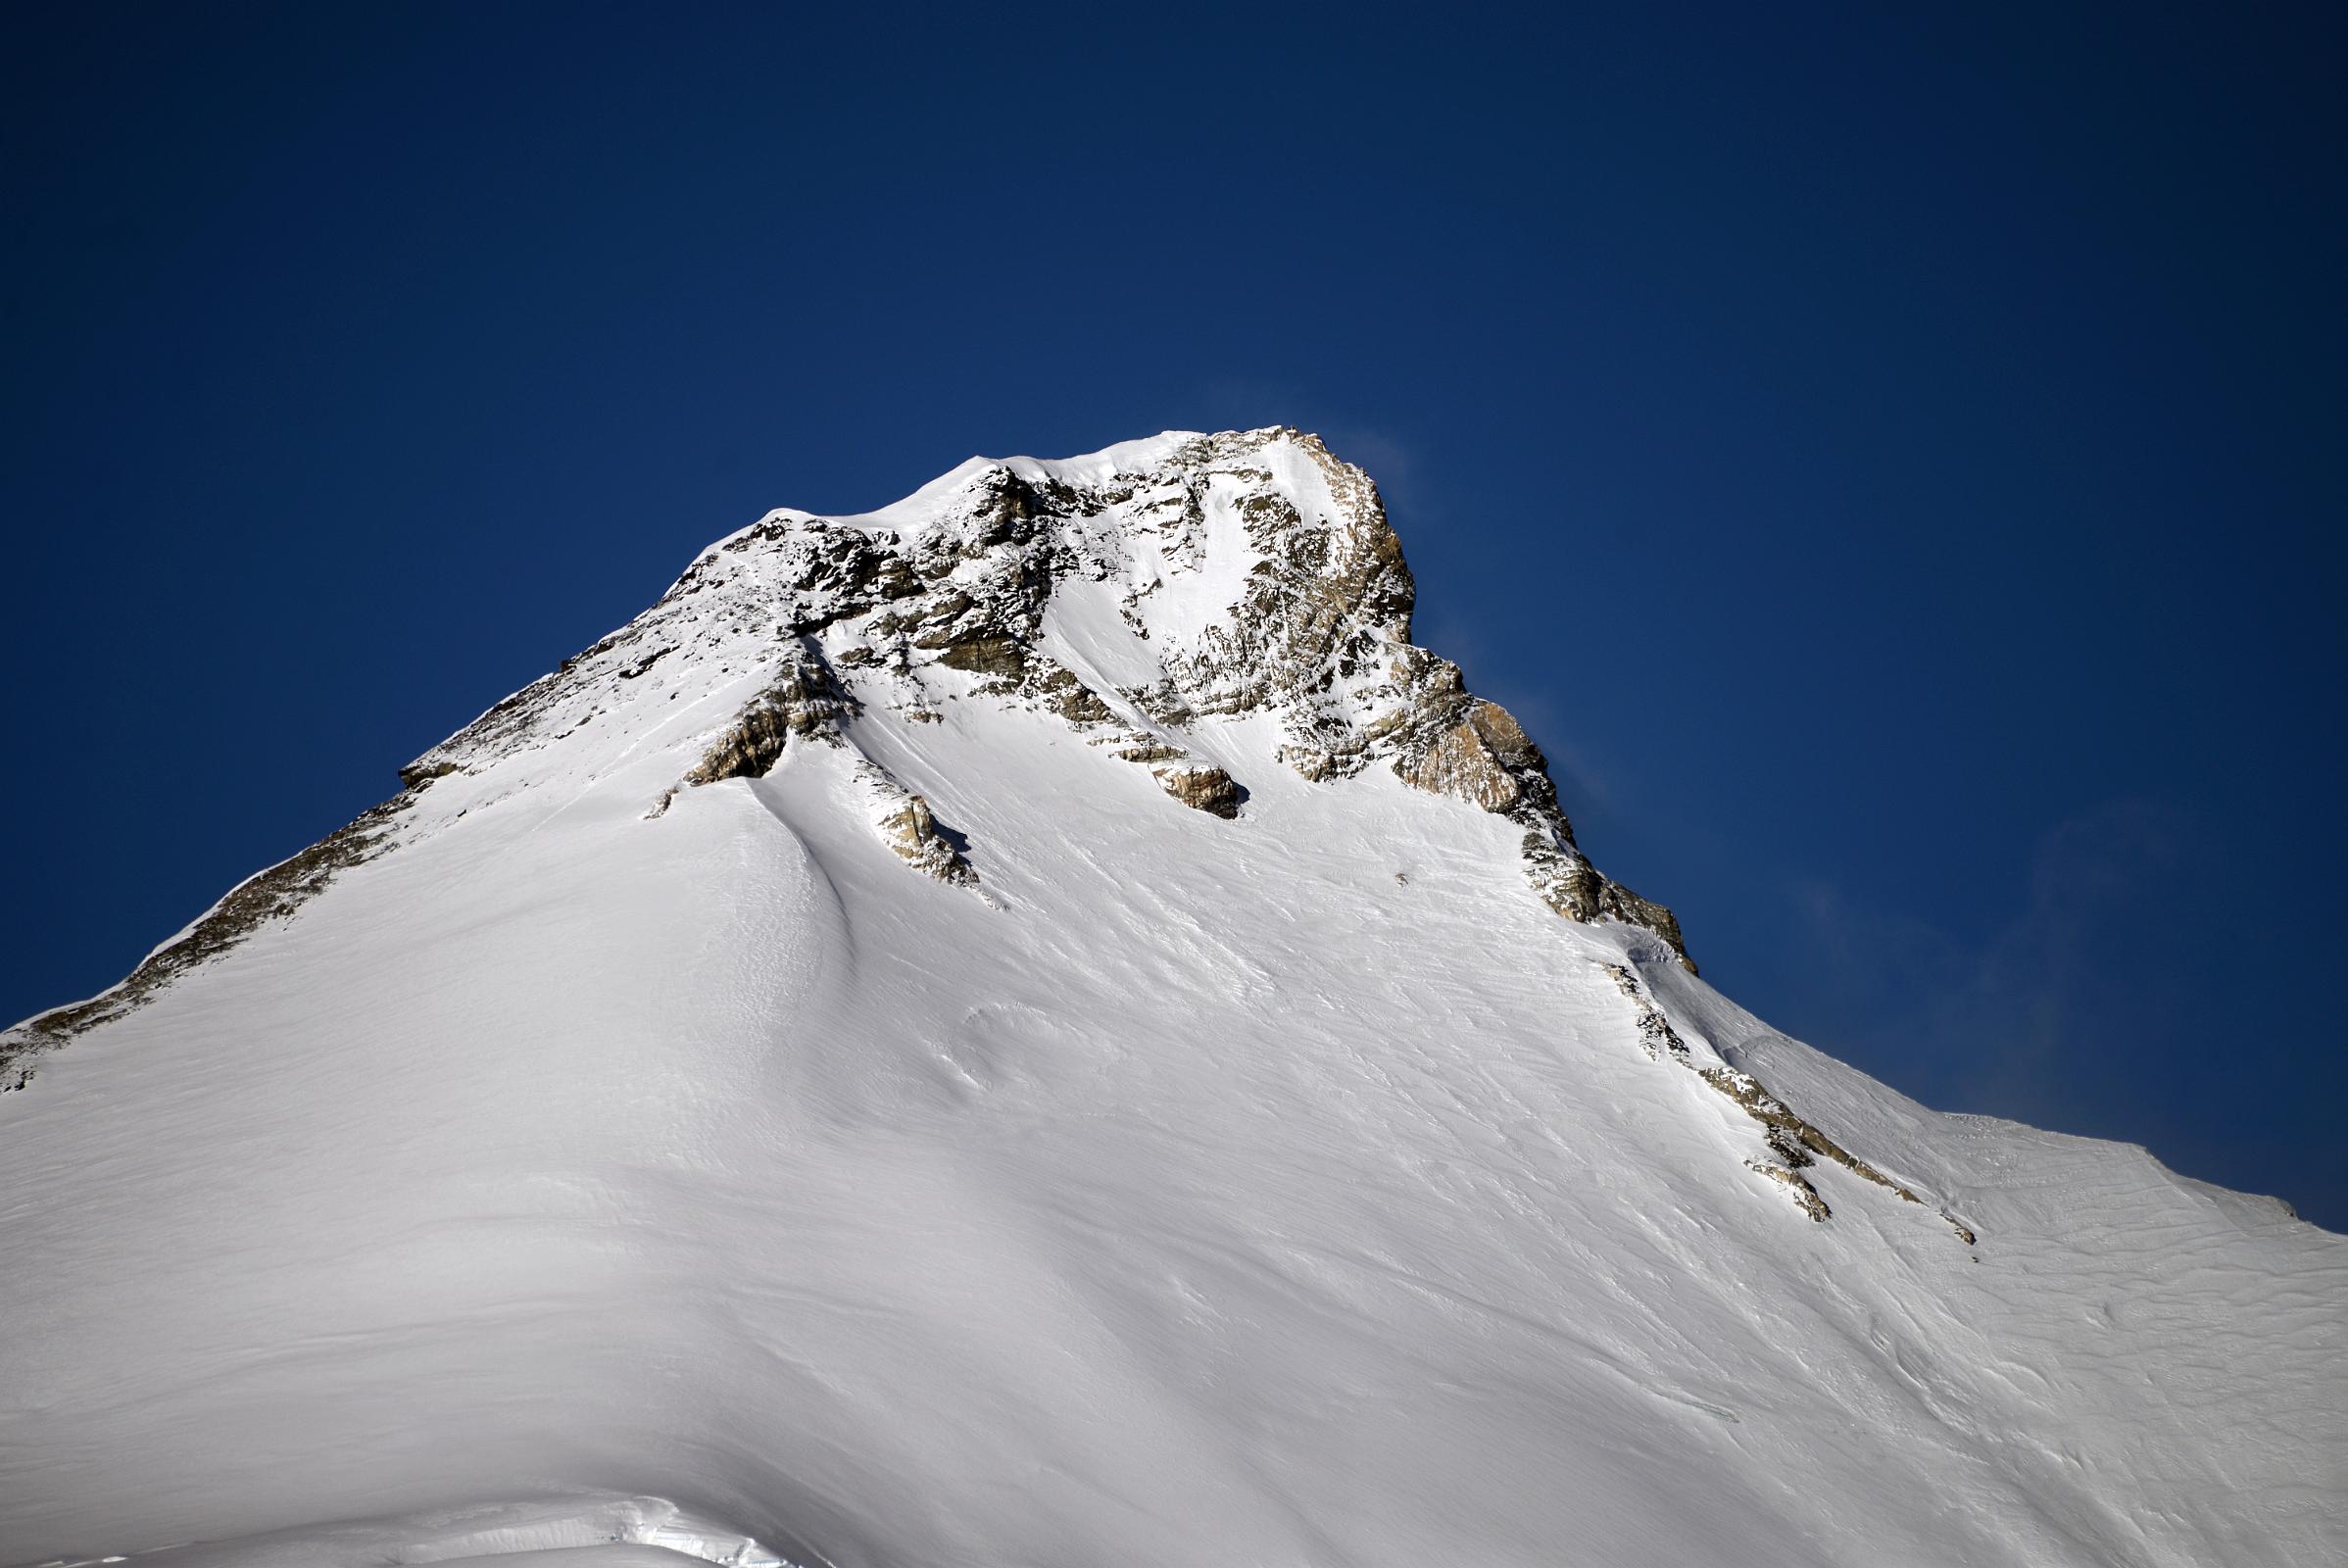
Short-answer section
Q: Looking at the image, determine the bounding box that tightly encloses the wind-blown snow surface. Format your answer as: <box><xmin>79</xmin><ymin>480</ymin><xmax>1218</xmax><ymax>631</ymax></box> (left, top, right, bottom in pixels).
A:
<box><xmin>3</xmin><ymin>432</ymin><xmax>2342</xmax><ymax>1568</ymax></box>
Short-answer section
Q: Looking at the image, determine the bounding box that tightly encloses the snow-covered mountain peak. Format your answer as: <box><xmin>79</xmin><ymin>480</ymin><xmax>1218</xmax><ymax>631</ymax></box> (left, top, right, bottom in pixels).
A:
<box><xmin>9</xmin><ymin>428</ymin><xmax>1694</xmax><ymax>1072</ymax></box>
<box><xmin>5</xmin><ymin>429</ymin><xmax>2341</xmax><ymax>1568</ymax></box>
<box><xmin>402</xmin><ymin>425</ymin><xmax>1688</xmax><ymax>947</ymax></box>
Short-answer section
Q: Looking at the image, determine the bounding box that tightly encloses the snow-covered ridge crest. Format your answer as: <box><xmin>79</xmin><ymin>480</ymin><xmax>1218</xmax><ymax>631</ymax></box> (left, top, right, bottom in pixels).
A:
<box><xmin>0</xmin><ymin>427</ymin><xmax>1683</xmax><ymax>1081</ymax></box>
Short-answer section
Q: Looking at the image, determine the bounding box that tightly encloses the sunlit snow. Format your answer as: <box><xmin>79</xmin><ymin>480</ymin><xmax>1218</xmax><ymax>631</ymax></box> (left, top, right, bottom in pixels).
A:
<box><xmin>3</xmin><ymin>432</ymin><xmax>2339</xmax><ymax>1568</ymax></box>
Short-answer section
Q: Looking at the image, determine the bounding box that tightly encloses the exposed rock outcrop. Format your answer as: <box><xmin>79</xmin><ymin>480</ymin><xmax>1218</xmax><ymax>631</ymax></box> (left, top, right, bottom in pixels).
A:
<box><xmin>1600</xmin><ymin>960</ymin><xmax>1965</xmax><ymax>1238</ymax></box>
<box><xmin>1153</xmin><ymin>763</ymin><xmax>1244</xmax><ymax>818</ymax></box>
<box><xmin>683</xmin><ymin>640</ymin><xmax>858</xmax><ymax>785</ymax></box>
<box><xmin>1399</xmin><ymin>701</ymin><xmax>1537</xmax><ymax>812</ymax></box>
<box><xmin>1</xmin><ymin>782</ymin><xmax>428</xmax><ymax>1088</ymax></box>
<box><xmin>1697</xmin><ymin>1060</ymin><xmax>1921</xmax><ymax>1217</ymax></box>
<box><xmin>861</xmin><ymin>767</ymin><xmax>978</xmax><ymax>887</ymax></box>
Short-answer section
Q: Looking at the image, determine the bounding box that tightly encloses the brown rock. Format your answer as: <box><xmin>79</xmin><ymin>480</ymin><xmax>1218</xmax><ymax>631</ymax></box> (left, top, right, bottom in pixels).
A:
<box><xmin>1398</xmin><ymin>701</ymin><xmax>1535</xmax><ymax>811</ymax></box>
<box><xmin>1153</xmin><ymin>764</ymin><xmax>1244</xmax><ymax>818</ymax></box>
<box><xmin>876</xmin><ymin>793</ymin><xmax>978</xmax><ymax>886</ymax></box>
<box><xmin>683</xmin><ymin>646</ymin><xmax>858</xmax><ymax>786</ymax></box>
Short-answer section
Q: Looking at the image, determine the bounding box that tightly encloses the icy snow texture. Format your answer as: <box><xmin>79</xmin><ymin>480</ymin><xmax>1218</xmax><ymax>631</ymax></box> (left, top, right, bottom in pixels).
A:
<box><xmin>2</xmin><ymin>430</ymin><xmax>2342</xmax><ymax>1568</ymax></box>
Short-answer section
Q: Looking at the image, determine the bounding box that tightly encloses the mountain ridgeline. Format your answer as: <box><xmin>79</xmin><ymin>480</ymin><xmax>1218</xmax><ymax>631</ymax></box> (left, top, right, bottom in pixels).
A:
<box><xmin>3</xmin><ymin>430</ymin><xmax>2339</xmax><ymax>1568</ymax></box>
<box><xmin>3</xmin><ymin>429</ymin><xmax>1944</xmax><ymax>1236</ymax></box>
<box><xmin>11</xmin><ymin>428</ymin><xmax>1681</xmax><ymax>1050</ymax></box>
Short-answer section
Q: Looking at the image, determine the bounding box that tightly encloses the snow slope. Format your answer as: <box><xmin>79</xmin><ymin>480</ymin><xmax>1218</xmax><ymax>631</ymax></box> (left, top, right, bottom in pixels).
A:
<box><xmin>2</xmin><ymin>430</ymin><xmax>2340</xmax><ymax>1568</ymax></box>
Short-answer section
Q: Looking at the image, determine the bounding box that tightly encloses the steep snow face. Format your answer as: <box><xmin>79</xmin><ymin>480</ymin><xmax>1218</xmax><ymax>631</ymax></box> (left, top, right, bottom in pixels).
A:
<box><xmin>2</xmin><ymin>432</ymin><xmax>2343</xmax><ymax>1568</ymax></box>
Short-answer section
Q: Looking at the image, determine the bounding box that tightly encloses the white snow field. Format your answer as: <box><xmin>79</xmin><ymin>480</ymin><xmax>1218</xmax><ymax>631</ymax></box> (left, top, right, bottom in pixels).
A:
<box><xmin>2</xmin><ymin>430</ymin><xmax>2340</xmax><ymax>1568</ymax></box>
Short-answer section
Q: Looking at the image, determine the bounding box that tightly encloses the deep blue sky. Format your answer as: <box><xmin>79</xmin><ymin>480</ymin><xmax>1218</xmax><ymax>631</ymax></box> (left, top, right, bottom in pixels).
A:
<box><xmin>6</xmin><ymin>4</ymin><xmax>2341</xmax><ymax>1228</ymax></box>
